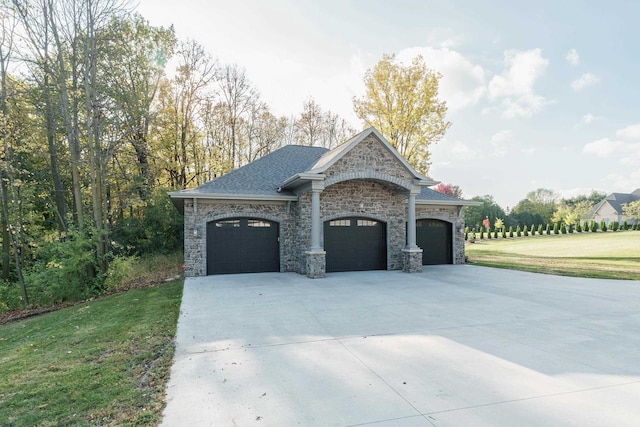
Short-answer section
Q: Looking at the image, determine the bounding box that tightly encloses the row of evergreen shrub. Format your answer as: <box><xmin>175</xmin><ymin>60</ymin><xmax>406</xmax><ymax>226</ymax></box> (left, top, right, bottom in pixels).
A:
<box><xmin>465</xmin><ymin>220</ymin><xmax>639</xmax><ymax>241</ymax></box>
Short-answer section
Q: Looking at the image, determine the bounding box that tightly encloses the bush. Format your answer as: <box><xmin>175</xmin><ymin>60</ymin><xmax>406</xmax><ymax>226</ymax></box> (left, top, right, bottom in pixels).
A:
<box><xmin>111</xmin><ymin>189</ymin><xmax>184</xmax><ymax>255</ymax></box>
<box><xmin>622</xmin><ymin>221</ymin><xmax>628</xmax><ymax>231</ymax></box>
<box><xmin>523</xmin><ymin>225</ymin><xmax>529</xmax><ymax>236</ymax></box>
<box><xmin>509</xmin><ymin>225</ymin><xmax>514</xmax><ymax>238</ymax></box>
<box><xmin>538</xmin><ymin>224</ymin><xmax>543</xmax><ymax>235</ymax></box>
<box><xmin>487</xmin><ymin>228</ymin><xmax>492</xmax><ymax>239</ymax></box>
<box><xmin>0</xmin><ymin>279</ymin><xmax>25</xmax><ymax>312</ymax></box>
<box><xmin>104</xmin><ymin>255</ymin><xmax>138</xmax><ymax>291</ymax></box>
<box><xmin>601</xmin><ymin>220</ymin><xmax>608</xmax><ymax>232</ymax></box>
<box><xmin>516</xmin><ymin>226</ymin><xmax>521</xmax><ymax>237</ymax></box>
<box><xmin>553</xmin><ymin>223</ymin><xmax>559</xmax><ymax>234</ymax></box>
<box><xmin>576</xmin><ymin>223</ymin><xmax>582</xmax><ymax>232</ymax></box>
<box><xmin>25</xmin><ymin>229</ymin><xmax>100</xmax><ymax>307</ymax></box>
<box><xmin>530</xmin><ymin>224</ymin><xmax>536</xmax><ymax>236</ymax></box>
<box><xmin>591</xmin><ymin>221</ymin><xmax>598</xmax><ymax>232</ymax></box>
<box><xmin>546</xmin><ymin>224</ymin><xmax>551</xmax><ymax>235</ymax></box>
<box><xmin>479</xmin><ymin>229</ymin><xmax>485</xmax><ymax>240</ymax></box>
<box><xmin>501</xmin><ymin>228</ymin><xmax>507</xmax><ymax>238</ymax></box>
<box><xmin>493</xmin><ymin>229</ymin><xmax>498</xmax><ymax>239</ymax></box>
<box><xmin>611</xmin><ymin>221</ymin><xmax>619</xmax><ymax>231</ymax></box>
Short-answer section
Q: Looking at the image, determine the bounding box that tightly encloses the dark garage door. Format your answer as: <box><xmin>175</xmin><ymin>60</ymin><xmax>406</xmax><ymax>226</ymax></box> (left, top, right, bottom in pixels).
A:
<box><xmin>324</xmin><ymin>217</ymin><xmax>387</xmax><ymax>272</ymax></box>
<box><xmin>207</xmin><ymin>218</ymin><xmax>279</xmax><ymax>275</ymax></box>
<box><xmin>416</xmin><ymin>219</ymin><xmax>452</xmax><ymax>265</ymax></box>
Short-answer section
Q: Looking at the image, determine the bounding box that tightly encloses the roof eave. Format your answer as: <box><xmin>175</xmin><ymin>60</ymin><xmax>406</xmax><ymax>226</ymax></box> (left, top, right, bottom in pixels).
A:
<box><xmin>281</xmin><ymin>172</ymin><xmax>326</xmax><ymax>190</ymax></box>
<box><xmin>416</xmin><ymin>199</ymin><xmax>482</xmax><ymax>206</ymax></box>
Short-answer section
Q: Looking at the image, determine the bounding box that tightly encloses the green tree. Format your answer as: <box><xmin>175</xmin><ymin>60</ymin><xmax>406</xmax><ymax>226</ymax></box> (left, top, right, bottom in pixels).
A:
<box><xmin>464</xmin><ymin>195</ymin><xmax>507</xmax><ymax>230</ymax></box>
<box><xmin>623</xmin><ymin>200</ymin><xmax>640</xmax><ymax>222</ymax></box>
<box><xmin>510</xmin><ymin>188</ymin><xmax>557</xmax><ymax>226</ymax></box>
<box><xmin>353</xmin><ymin>53</ymin><xmax>451</xmax><ymax>173</ymax></box>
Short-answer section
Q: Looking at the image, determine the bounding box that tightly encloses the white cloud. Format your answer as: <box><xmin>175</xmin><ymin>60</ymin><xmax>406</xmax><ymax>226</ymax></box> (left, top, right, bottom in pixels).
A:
<box><xmin>616</xmin><ymin>123</ymin><xmax>640</xmax><ymax>140</ymax></box>
<box><xmin>397</xmin><ymin>46</ymin><xmax>486</xmax><ymax>112</ymax></box>
<box><xmin>604</xmin><ymin>170</ymin><xmax>640</xmax><ymax>190</ymax></box>
<box><xmin>565</xmin><ymin>48</ymin><xmax>580</xmax><ymax>66</ymax></box>
<box><xmin>488</xmin><ymin>48</ymin><xmax>550</xmax><ymax>118</ymax></box>
<box><xmin>582</xmin><ymin>113</ymin><xmax>600</xmax><ymax>124</ymax></box>
<box><xmin>489</xmin><ymin>129</ymin><xmax>513</xmax><ymax>157</ymax></box>
<box><xmin>449</xmin><ymin>140</ymin><xmax>479</xmax><ymax>160</ymax></box>
<box><xmin>620</xmin><ymin>147</ymin><xmax>640</xmax><ymax>166</ymax></box>
<box><xmin>583</xmin><ymin>138</ymin><xmax>624</xmax><ymax>157</ymax></box>
<box><xmin>571</xmin><ymin>73</ymin><xmax>600</xmax><ymax>91</ymax></box>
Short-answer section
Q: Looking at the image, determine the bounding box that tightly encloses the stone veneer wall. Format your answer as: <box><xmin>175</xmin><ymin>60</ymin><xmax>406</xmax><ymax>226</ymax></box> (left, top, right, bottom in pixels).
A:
<box><xmin>325</xmin><ymin>134</ymin><xmax>414</xmax><ymax>183</ymax></box>
<box><xmin>294</xmin><ymin>180</ymin><xmax>407</xmax><ymax>273</ymax></box>
<box><xmin>183</xmin><ymin>199</ymin><xmax>295</xmax><ymax>276</ymax></box>
<box><xmin>415</xmin><ymin>205</ymin><xmax>466</xmax><ymax>264</ymax></box>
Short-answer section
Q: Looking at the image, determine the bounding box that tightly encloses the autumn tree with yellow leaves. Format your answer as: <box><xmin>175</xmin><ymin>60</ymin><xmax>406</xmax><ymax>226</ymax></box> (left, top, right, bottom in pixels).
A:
<box><xmin>353</xmin><ymin>53</ymin><xmax>451</xmax><ymax>174</ymax></box>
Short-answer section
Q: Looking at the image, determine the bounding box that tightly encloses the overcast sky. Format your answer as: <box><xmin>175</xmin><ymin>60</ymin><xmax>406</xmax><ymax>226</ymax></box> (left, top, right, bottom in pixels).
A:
<box><xmin>137</xmin><ymin>0</ymin><xmax>640</xmax><ymax>209</ymax></box>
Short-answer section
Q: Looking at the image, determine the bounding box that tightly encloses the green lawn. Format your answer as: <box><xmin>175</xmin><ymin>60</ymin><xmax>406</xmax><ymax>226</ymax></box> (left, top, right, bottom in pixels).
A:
<box><xmin>0</xmin><ymin>279</ymin><xmax>183</xmax><ymax>426</ymax></box>
<box><xmin>465</xmin><ymin>231</ymin><xmax>640</xmax><ymax>280</ymax></box>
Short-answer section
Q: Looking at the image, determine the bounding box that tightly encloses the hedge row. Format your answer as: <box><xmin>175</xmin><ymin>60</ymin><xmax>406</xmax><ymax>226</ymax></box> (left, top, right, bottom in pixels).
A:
<box><xmin>465</xmin><ymin>220</ymin><xmax>639</xmax><ymax>241</ymax></box>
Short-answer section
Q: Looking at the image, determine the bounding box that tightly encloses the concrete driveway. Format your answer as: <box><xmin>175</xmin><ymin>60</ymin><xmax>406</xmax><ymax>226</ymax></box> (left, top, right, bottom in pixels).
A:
<box><xmin>161</xmin><ymin>266</ymin><xmax>640</xmax><ymax>426</ymax></box>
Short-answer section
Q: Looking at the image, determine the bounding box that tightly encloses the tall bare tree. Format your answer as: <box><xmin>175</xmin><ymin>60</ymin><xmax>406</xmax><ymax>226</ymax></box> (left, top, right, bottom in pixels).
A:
<box><xmin>0</xmin><ymin>7</ymin><xmax>28</xmax><ymax>304</ymax></box>
<box><xmin>218</xmin><ymin>63</ymin><xmax>256</xmax><ymax>169</ymax></box>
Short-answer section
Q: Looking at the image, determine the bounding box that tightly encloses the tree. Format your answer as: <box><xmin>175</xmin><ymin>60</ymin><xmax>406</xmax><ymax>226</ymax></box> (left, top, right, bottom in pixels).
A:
<box><xmin>103</xmin><ymin>14</ymin><xmax>176</xmax><ymax>201</ymax></box>
<box><xmin>434</xmin><ymin>183</ymin><xmax>463</xmax><ymax>199</ymax></box>
<box><xmin>0</xmin><ymin>7</ymin><xmax>29</xmax><ymax>304</ymax></box>
<box><xmin>510</xmin><ymin>188</ymin><xmax>557</xmax><ymax>226</ymax></box>
<box><xmin>294</xmin><ymin>98</ymin><xmax>355</xmax><ymax>149</ymax></box>
<box><xmin>623</xmin><ymin>200</ymin><xmax>640</xmax><ymax>222</ymax></box>
<box><xmin>464</xmin><ymin>195</ymin><xmax>507</xmax><ymax>230</ymax></box>
<box><xmin>353</xmin><ymin>53</ymin><xmax>450</xmax><ymax>173</ymax></box>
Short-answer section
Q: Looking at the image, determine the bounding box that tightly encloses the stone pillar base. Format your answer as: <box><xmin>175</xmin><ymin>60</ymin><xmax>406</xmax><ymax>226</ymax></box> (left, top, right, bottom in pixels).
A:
<box><xmin>305</xmin><ymin>250</ymin><xmax>326</xmax><ymax>279</ymax></box>
<box><xmin>402</xmin><ymin>248</ymin><xmax>423</xmax><ymax>273</ymax></box>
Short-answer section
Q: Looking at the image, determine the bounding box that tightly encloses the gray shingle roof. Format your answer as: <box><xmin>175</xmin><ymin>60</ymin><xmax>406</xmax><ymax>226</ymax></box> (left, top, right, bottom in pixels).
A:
<box><xmin>417</xmin><ymin>187</ymin><xmax>466</xmax><ymax>203</ymax></box>
<box><xmin>186</xmin><ymin>145</ymin><xmax>328</xmax><ymax>197</ymax></box>
<box><xmin>170</xmin><ymin>144</ymin><xmax>475</xmax><ymax>208</ymax></box>
<box><xmin>604</xmin><ymin>192</ymin><xmax>640</xmax><ymax>214</ymax></box>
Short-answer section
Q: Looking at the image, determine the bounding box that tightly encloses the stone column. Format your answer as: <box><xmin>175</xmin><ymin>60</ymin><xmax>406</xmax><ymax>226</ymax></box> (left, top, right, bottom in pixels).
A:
<box><xmin>310</xmin><ymin>189</ymin><xmax>322</xmax><ymax>251</ymax></box>
<box><xmin>306</xmin><ymin>185</ymin><xmax>326</xmax><ymax>278</ymax></box>
<box><xmin>406</xmin><ymin>191</ymin><xmax>418</xmax><ymax>249</ymax></box>
<box><xmin>403</xmin><ymin>188</ymin><xmax>422</xmax><ymax>273</ymax></box>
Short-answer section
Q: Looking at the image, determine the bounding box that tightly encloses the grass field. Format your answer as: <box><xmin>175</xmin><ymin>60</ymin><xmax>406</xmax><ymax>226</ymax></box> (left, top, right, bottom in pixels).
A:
<box><xmin>465</xmin><ymin>231</ymin><xmax>640</xmax><ymax>280</ymax></box>
<box><xmin>0</xmin><ymin>279</ymin><xmax>183</xmax><ymax>426</ymax></box>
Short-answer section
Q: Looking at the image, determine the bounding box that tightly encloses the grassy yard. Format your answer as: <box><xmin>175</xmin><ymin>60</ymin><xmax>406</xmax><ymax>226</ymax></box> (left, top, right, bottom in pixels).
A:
<box><xmin>466</xmin><ymin>231</ymin><xmax>640</xmax><ymax>280</ymax></box>
<box><xmin>0</xmin><ymin>279</ymin><xmax>183</xmax><ymax>426</ymax></box>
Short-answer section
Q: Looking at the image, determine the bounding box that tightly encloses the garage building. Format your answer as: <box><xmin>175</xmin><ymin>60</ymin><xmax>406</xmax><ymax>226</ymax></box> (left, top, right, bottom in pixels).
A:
<box><xmin>169</xmin><ymin>127</ymin><xmax>476</xmax><ymax>278</ymax></box>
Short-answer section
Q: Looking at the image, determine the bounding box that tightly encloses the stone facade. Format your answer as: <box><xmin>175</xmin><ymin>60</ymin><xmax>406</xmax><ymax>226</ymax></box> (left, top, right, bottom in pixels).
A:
<box><xmin>180</xmin><ymin>130</ymin><xmax>469</xmax><ymax>277</ymax></box>
<box><xmin>183</xmin><ymin>199</ymin><xmax>295</xmax><ymax>276</ymax></box>
<box><xmin>416</xmin><ymin>205</ymin><xmax>466</xmax><ymax>264</ymax></box>
<box><xmin>305</xmin><ymin>251</ymin><xmax>326</xmax><ymax>278</ymax></box>
<box><xmin>402</xmin><ymin>248</ymin><xmax>423</xmax><ymax>273</ymax></box>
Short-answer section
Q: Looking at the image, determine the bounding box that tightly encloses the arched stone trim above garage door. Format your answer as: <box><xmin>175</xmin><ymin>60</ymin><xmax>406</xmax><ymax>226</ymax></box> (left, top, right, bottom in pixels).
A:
<box><xmin>324</xmin><ymin>171</ymin><xmax>413</xmax><ymax>191</ymax></box>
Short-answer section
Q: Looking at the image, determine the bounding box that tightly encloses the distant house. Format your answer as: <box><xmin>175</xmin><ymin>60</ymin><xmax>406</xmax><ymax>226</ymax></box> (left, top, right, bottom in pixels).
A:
<box><xmin>169</xmin><ymin>127</ymin><xmax>477</xmax><ymax>278</ymax></box>
<box><xmin>586</xmin><ymin>189</ymin><xmax>640</xmax><ymax>225</ymax></box>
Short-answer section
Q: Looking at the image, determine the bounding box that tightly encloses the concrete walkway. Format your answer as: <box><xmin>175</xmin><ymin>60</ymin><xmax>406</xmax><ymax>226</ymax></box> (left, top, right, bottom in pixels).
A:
<box><xmin>161</xmin><ymin>266</ymin><xmax>640</xmax><ymax>426</ymax></box>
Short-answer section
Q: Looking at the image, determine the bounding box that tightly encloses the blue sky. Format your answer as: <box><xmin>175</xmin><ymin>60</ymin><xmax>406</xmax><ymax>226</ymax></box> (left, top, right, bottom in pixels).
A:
<box><xmin>137</xmin><ymin>0</ymin><xmax>640</xmax><ymax>209</ymax></box>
